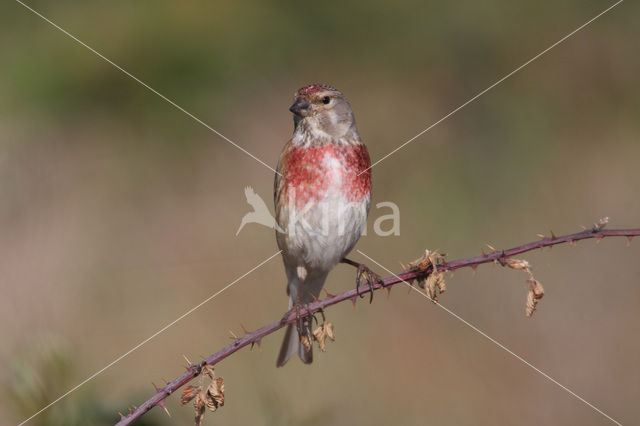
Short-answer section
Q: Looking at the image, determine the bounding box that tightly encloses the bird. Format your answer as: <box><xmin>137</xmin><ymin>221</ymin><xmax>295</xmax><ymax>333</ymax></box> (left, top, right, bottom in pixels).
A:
<box><xmin>236</xmin><ymin>186</ymin><xmax>282</xmax><ymax>235</ymax></box>
<box><xmin>274</xmin><ymin>84</ymin><xmax>374</xmax><ymax>366</ymax></box>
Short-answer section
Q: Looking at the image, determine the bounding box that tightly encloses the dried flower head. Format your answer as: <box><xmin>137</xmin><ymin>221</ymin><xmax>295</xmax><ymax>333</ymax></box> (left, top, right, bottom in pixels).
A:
<box><xmin>313</xmin><ymin>326</ymin><xmax>327</xmax><ymax>352</ymax></box>
<box><xmin>300</xmin><ymin>334</ymin><xmax>312</xmax><ymax>352</ymax></box>
<box><xmin>505</xmin><ymin>258</ymin><xmax>531</xmax><ymax>271</ymax></box>
<box><xmin>498</xmin><ymin>256</ymin><xmax>546</xmax><ymax>317</ymax></box>
<box><xmin>593</xmin><ymin>217</ymin><xmax>609</xmax><ymax>232</ymax></box>
<box><xmin>406</xmin><ymin>249</ymin><xmax>446</xmax><ymax>272</ymax></box>
<box><xmin>525</xmin><ymin>279</ymin><xmax>545</xmax><ymax>317</ymax></box>
<box><xmin>181</xmin><ymin>385</ymin><xmax>201</xmax><ymax>405</ymax></box>
<box><xmin>324</xmin><ymin>322</ymin><xmax>335</xmax><ymax>341</ymax></box>
<box><xmin>312</xmin><ymin>322</ymin><xmax>336</xmax><ymax>352</ymax></box>
<box><xmin>181</xmin><ymin>364</ymin><xmax>225</xmax><ymax>425</ymax></box>
<box><xmin>406</xmin><ymin>249</ymin><xmax>447</xmax><ymax>301</ymax></box>
<box><xmin>194</xmin><ymin>392</ymin><xmax>206</xmax><ymax>426</ymax></box>
<box><xmin>424</xmin><ymin>271</ymin><xmax>446</xmax><ymax>301</ymax></box>
<box><xmin>202</xmin><ymin>364</ymin><xmax>216</xmax><ymax>380</ymax></box>
<box><xmin>205</xmin><ymin>377</ymin><xmax>225</xmax><ymax>411</ymax></box>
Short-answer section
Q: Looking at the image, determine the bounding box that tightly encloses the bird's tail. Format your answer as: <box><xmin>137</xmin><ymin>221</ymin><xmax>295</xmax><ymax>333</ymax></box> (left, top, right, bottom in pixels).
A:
<box><xmin>276</xmin><ymin>270</ymin><xmax>328</xmax><ymax>367</ymax></box>
<box><xmin>276</xmin><ymin>321</ymin><xmax>312</xmax><ymax>367</ymax></box>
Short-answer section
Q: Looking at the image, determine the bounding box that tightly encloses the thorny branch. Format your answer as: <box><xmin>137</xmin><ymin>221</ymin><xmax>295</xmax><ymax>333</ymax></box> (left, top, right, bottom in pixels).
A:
<box><xmin>116</xmin><ymin>223</ymin><xmax>640</xmax><ymax>425</ymax></box>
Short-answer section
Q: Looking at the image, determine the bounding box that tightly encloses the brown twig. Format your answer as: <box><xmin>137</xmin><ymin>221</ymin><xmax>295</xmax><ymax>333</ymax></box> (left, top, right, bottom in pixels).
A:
<box><xmin>116</xmin><ymin>227</ymin><xmax>639</xmax><ymax>425</ymax></box>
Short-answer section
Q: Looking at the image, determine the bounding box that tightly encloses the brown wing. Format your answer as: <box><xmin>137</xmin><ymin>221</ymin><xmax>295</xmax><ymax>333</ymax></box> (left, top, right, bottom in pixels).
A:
<box><xmin>274</xmin><ymin>138</ymin><xmax>293</xmax><ymax>232</ymax></box>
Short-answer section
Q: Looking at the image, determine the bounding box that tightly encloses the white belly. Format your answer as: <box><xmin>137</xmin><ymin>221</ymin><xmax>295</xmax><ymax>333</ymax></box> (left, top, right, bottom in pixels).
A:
<box><xmin>281</xmin><ymin>196</ymin><xmax>367</xmax><ymax>271</ymax></box>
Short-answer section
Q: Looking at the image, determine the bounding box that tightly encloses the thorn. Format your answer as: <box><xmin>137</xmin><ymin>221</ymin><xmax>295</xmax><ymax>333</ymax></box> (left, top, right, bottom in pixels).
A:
<box><xmin>551</xmin><ymin>230</ymin><xmax>556</xmax><ymax>239</ymax></box>
<box><xmin>481</xmin><ymin>248</ymin><xmax>487</xmax><ymax>257</ymax></box>
<box><xmin>449</xmin><ymin>269</ymin><xmax>455</xmax><ymax>277</ymax></box>
<box><xmin>350</xmin><ymin>296</ymin><xmax>357</xmax><ymax>308</ymax></box>
<box><xmin>183</xmin><ymin>354</ymin><xmax>192</xmax><ymax>366</ymax></box>
<box><xmin>400</xmin><ymin>262</ymin><xmax>407</xmax><ymax>272</ymax></box>
<box><xmin>228</xmin><ymin>330</ymin><xmax>239</xmax><ymax>340</ymax></box>
<box><xmin>485</xmin><ymin>243</ymin><xmax>497</xmax><ymax>252</ymax></box>
<box><xmin>536</xmin><ymin>233</ymin><xmax>545</xmax><ymax>239</ymax></box>
<box><xmin>580</xmin><ymin>225</ymin><xmax>587</xmax><ymax>231</ymax></box>
<box><xmin>310</xmin><ymin>293</ymin><xmax>318</xmax><ymax>301</ymax></box>
<box><xmin>241</xmin><ymin>323</ymin><xmax>250</xmax><ymax>335</ymax></box>
<box><xmin>152</xmin><ymin>382</ymin><xmax>162</xmax><ymax>392</ymax></box>
<box><xmin>251</xmin><ymin>338</ymin><xmax>263</xmax><ymax>351</ymax></box>
<box><xmin>386</xmin><ymin>286</ymin><xmax>392</xmax><ymax>298</ymax></box>
<box><xmin>471</xmin><ymin>265</ymin><xmax>478</xmax><ymax>277</ymax></box>
<box><xmin>627</xmin><ymin>236</ymin><xmax>633</xmax><ymax>247</ymax></box>
<box><xmin>162</xmin><ymin>377</ymin><xmax>169</xmax><ymax>385</ymax></box>
<box><xmin>323</xmin><ymin>288</ymin><xmax>335</xmax><ymax>298</ymax></box>
<box><xmin>157</xmin><ymin>400</ymin><xmax>171</xmax><ymax>417</ymax></box>
<box><xmin>118</xmin><ymin>412</ymin><xmax>125</xmax><ymax>419</ymax></box>
<box><xmin>129</xmin><ymin>407</ymin><xmax>134</xmax><ymax>415</ymax></box>
<box><xmin>596</xmin><ymin>236</ymin><xmax>603</xmax><ymax>244</ymax></box>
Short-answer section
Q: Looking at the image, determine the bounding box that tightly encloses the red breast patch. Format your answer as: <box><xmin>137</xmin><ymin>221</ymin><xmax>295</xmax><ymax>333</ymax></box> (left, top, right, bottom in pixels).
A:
<box><xmin>283</xmin><ymin>143</ymin><xmax>371</xmax><ymax>208</ymax></box>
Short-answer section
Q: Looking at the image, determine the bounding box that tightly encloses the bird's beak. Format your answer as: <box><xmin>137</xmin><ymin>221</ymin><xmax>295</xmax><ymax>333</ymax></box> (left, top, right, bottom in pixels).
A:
<box><xmin>289</xmin><ymin>98</ymin><xmax>310</xmax><ymax>117</ymax></box>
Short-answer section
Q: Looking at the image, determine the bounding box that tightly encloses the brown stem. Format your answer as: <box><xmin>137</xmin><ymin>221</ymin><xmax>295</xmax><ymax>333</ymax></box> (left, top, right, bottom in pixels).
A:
<box><xmin>116</xmin><ymin>227</ymin><xmax>640</xmax><ymax>425</ymax></box>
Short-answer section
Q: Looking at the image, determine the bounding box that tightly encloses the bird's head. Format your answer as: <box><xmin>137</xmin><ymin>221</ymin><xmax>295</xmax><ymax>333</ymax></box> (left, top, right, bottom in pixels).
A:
<box><xmin>290</xmin><ymin>84</ymin><xmax>356</xmax><ymax>140</ymax></box>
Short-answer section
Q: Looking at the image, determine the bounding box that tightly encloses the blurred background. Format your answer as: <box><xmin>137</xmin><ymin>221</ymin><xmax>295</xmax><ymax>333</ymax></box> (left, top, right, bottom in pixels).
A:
<box><xmin>1</xmin><ymin>0</ymin><xmax>639</xmax><ymax>424</ymax></box>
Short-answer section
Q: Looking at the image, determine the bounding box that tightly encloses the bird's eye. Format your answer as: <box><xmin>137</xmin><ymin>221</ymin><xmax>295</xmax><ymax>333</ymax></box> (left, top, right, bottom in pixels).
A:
<box><xmin>322</xmin><ymin>96</ymin><xmax>331</xmax><ymax>104</ymax></box>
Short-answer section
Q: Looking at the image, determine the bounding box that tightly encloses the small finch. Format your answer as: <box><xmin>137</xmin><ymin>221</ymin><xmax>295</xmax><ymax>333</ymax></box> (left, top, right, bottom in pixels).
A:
<box><xmin>275</xmin><ymin>84</ymin><xmax>372</xmax><ymax>366</ymax></box>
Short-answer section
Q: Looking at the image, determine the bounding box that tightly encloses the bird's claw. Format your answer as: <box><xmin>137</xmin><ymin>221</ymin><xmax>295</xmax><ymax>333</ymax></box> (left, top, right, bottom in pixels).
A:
<box><xmin>280</xmin><ymin>303</ymin><xmax>315</xmax><ymax>338</ymax></box>
<box><xmin>356</xmin><ymin>264</ymin><xmax>384</xmax><ymax>304</ymax></box>
<box><xmin>311</xmin><ymin>308</ymin><xmax>325</xmax><ymax>326</ymax></box>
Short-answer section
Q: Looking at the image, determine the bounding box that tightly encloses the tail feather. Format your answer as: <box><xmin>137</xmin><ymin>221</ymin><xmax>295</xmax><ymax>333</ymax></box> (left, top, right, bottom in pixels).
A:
<box><xmin>276</xmin><ymin>323</ymin><xmax>312</xmax><ymax>367</ymax></box>
<box><xmin>276</xmin><ymin>269</ymin><xmax>328</xmax><ymax>367</ymax></box>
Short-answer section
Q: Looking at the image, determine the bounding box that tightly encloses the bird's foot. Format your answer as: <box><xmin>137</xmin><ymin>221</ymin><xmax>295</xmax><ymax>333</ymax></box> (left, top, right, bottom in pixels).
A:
<box><xmin>341</xmin><ymin>258</ymin><xmax>384</xmax><ymax>303</ymax></box>
<box><xmin>280</xmin><ymin>303</ymin><xmax>314</xmax><ymax>338</ymax></box>
<box><xmin>356</xmin><ymin>263</ymin><xmax>384</xmax><ymax>303</ymax></box>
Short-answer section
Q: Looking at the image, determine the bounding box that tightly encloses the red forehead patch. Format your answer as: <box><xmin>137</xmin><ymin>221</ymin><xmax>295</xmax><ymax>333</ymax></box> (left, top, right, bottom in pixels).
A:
<box><xmin>296</xmin><ymin>84</ymin><xmax>336</xmax><ymax>95</ymax></box>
